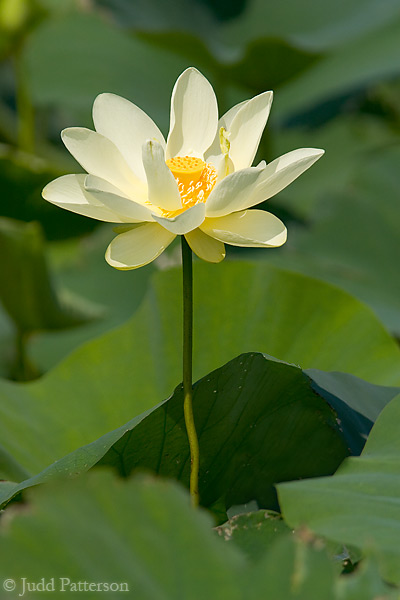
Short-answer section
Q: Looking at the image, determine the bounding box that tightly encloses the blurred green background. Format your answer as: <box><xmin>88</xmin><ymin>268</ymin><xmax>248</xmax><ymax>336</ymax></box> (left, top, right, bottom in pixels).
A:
<box><xmin>0</xmin><ymin>0</ymin><xmax>399</xmax><ymax>381</ymax></box>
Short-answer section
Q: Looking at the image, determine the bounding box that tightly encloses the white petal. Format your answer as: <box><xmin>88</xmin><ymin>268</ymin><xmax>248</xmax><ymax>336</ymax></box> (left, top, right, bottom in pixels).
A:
<box><xmin>142</xmin><ymin>140</ymin><xmax>182</xmax><ymax>211</ymax></box>
<box><xmin>204</xmin><ymin>98</ymin><xmax>249</xmax><ymax>164</ymax></box>
<box><xmin>84</xmin><ymin>175</ymin><xmax>132</xmax><ymax>197</ymax></box>
<box><xmin>205</xmin><ymin>166</ymin><xmax>263</xmax><ymax>218</ymax></box>
<box><xmin>241</xmin><ymin>148</ymin><xmax>325</xmax><ymax>209</ymax></box>
<box><xmin>219</xmin><ymin>98</ymin><xmax>249</xmax><ymax>131</ymax></box>
<box><xmin>228</xmin><ymin>91</ymin><xmax>273</xmax><ymax>170</ymax></box>
<box><xmin>93</xmin><ymin>93</ymin><xmax>166</xmax><ymax>182</ymax></box>
<box><xmin>61</xmin><ymin>128</ymin><xmax>142</xmax><ymax>199</ymax></box>
<box><xmin>84</xmin><ymin>175</ymin><xmax>153</xmax><ymax>222</ymax></box>
<box><xmin>185</xmin><ymin>228</ymin><xmax>225</xmax><ymax>263</ymax></box>
<box><xmin>201</xmin><ymin>209</ymin><xmax>287</xmax><ymax>247</ymax></box>
<box><xmin>42</xmin><ymin>174</ymin><xmax>129</xmax><ymax>223</ymax></box>
<box><xmin>153</xmin><ymin>203</ymin><xmax>205</xmax><ymax>235</ymax></box>
<box><xmin>203</xmin><ymin>153</ymin><xmax>235</xmax><ymax>185</ymax></box>
<box><xmin>166</xmin><ymin>67</ymin><xmax>218</xmax><ymax>159</ymax></box>
<box><xmin>106</xmin><ymin>223</ymin><xmax>175</xmax><ymax>270</ymax></box>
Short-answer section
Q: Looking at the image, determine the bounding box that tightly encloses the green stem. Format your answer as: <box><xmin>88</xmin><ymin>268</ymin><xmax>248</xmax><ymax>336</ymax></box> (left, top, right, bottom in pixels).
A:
<box><xmin>181</xmin><ymin>236</ymin><xmax>199</xmax><ymax>507</ymax></box>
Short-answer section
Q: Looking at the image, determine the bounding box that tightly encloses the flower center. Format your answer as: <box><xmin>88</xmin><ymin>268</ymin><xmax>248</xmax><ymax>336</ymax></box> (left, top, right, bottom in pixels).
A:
<box><xmin>165</xmin><ymin>156</ymin><xmax>217</xmax><ymax>215</ymax></box>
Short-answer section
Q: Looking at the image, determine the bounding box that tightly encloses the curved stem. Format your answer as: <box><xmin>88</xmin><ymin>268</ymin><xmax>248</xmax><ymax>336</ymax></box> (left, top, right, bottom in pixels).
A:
<box><xmin>181</xmin><ymin>236</ymin><xmax>200</xmax><ymax>507</ymax></box>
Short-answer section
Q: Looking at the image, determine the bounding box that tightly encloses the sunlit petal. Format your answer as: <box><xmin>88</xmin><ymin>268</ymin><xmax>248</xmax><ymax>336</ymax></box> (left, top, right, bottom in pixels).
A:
<box><xmin>106</xmin><ymin>223</ymin><xmax>175</xmax><ymax>270</ymax></box>
<box><xmin>241</xmin><ymin>148</ymin><xmax>325</xmax><ymax>209</ymax></box>
<box><xmin>228</xmin><ymin>92</ymin><xmax>273</xmax><ymax>170</ymax></box>
<box><xmin>93</xmin><ymin>93</ymin><xmax>165</xmax><ymax>181</ymax></box>
<box><xmin>153</xmin><ymin>203</ymin><xmax>206</xmax><ymax>235</ymax></box>
<box><xmin>205</xmin><ymin>92</ymin><xmax>272</xmax><ymax>170</ymax></box>
<box><xmin>201</xmin><ymin>209</ymin><xmax>287</xmax><ymax>247</ymax></box>
<box><xmin>42</xmin><ymin>174</ymin><xmax>129</xmax><ymax>223</ymax></box>
<box><xmin>142</xmin><ymin>140</ymin><xmax>182</xmax><ymax>212</ymax></box>
<box><xmin>205</xmin><ymin>166</ymin><xmax>263</xmax><ymax>217</ymax></box>
<box><xmin>166</xmin><ymin>67</ymin><xmax>218</xmax><ymax>159</ymax></box>
<box><xmin>61</xmin><ymin>128</ymin><xmax>142</xmax><ymax>199</ymax></box>
<box><xmin>84</xmin><ymin>175</ymin><xmax>153</xmax><ymax>222</ymax></box>
<box><xmin>185</xmin><ymin>228</ymin><xmax>225</xmax><ymax>263</ymax></box>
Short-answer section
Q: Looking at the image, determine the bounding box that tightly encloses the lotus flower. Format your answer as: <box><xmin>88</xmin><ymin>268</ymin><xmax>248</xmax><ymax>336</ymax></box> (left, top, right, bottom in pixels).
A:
<box><xmin>43</xmin><ymin>68</ymin><xmax>324</xmax><ymax>269</ymax></box>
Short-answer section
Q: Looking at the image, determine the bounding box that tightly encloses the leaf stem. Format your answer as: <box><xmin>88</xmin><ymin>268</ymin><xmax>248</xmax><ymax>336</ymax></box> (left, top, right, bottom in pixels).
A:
<box><xmin>181</xmin><ymin>236</ymin><xmax>199</xmax><ymax>507</ymax></box>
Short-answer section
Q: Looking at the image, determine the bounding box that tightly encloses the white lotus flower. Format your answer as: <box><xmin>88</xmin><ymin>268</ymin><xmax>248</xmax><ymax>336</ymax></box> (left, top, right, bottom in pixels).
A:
<box><xmin>42</xmin><ymin>67</ymin><xmax>324</xmax><ymax>269</ymax></box>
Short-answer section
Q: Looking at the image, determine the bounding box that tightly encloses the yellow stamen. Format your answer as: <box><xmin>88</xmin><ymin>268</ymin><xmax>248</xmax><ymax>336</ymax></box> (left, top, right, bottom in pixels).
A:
<box><xmin>164</xmin><ymin>155</ymin><xmax>217</xmax><ymax>217</ymax></box>
<box><xmin>166</xmin><ymin>156</ymin><xmax>205</xmax><ymax>186</ymax></box>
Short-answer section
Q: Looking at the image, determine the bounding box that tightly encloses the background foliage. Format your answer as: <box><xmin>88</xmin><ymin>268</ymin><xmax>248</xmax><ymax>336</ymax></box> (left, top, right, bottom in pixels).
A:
<box><xmin>0</xmin><ymin>0</ymin><xmax>400</xmax><ymax>597</ymax></box>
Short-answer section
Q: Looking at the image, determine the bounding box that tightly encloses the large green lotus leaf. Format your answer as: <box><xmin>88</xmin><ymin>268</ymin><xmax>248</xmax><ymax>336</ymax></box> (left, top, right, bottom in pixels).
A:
<box><xmin>95</xmin><ymin>0</ymin><xmax>314</xmax><ymax>89</ymax></box>
<box><xmin>0</xmin><ymin>260</ymin><xmax>399</xmax><ymax>476</ymax></box>
<box><xmin>0</xmin><ymin>471</ymin><xmax>330</xmax><ymax>599</ymax></box>
<box><xmin>220</xmin><ymin>38</ymin><xmax>318</xmax><ymax>94</ymax></box>
<box><xmin>22</xmin><ymin>12</ymin><xmax>196</xmax><ymax>132</ymax></box>
<box><xmin>0</xmin><ymin>444</ymin><xmax>30</xmax><ymax>483</ymax></box>
<box><xmin>29</xmin><ymin>226</ymin><xmax>155</xmax><ymax>372</ymax></box>
<box><xmin>0</xmin><ymin>471</ymin><xmax>245</xmax><ymax>600</ymax></box>
<box><xmin>79</xmin><ymin>260</ymin><xmax>400</xmax><ymax>387</ymax></box>
<box><xmin>1</xmin><ymin>471</ymin><xmax>395</xmax><ymax>600</ymax></box>
<box><xmin>220</xmin><ymin>0</ymin><xmax>400</xmax><ymax>54</ymax></box>
<box><xmin>335</xmin><ymin>559</ymin><xmax>398</xmax><ymax>600</ymax></box>
<box><xmin>0</xmin><ymin>224</ymin><xmax>153</xmax><ymax>380</ymax></box>
<box><xmin>0</xmin><ymin>217</ymin><xmax>102</xmax><ymax>334</ymax></box>
<box><xmin>97</xmin><ymin>0</ymin><xmax>216</xmax><ymax>33</ymax></box>
<box><xmin>36</xmin><ymin>0</ymin><xmax>79</xmax><ymax>12</ymax></box>
<box><xmin>97</xmin><ymin>0</ymin><xmax>221</xmax><ymax>55</ymax></box>
<box><xmin>217</xmin><ymin>508</ymin><xmax>362</xmax><ymax>570</ymax></box>
<box><xmin>0</xmin><ymin>307</ymin><xmax>15</xmax><ymax>378</ymax></box>
<box><xmin>115</xmin><ymin>0</ymin><xmax>317</xmax><ymax>93</ymax></box>
<box><xmin>305</xmin><ymin>368</ymin><xmax>398</xmax><ymax>425</ymax></box>
<box><xmin>215</xmin><ymin>510</ymin><xmax>291</xmax><ymax>561</ymax></box>
<box><xmin>100</xmin><ymin>0</ymin><xmax>318</xmax><ymax>93</ymax></box>
<box><xmin>247</xmin><ymin>534</ymin><xmax>397</xmax><ymax>600</ymax></box>
<box><xmin>0</xmin><ymin>151</ymin><xmax>95</xmax><ymax>239</ymax></box>
<box><xmin>1</xmin><ymin>353</ymin><xmax>398</xmax><ymax>514</ymax></box>
<box><xmin>32</xmin><ymin>254</ymin><xmax>400</xmax><ymax>378</ymax></box>
<box><xmin>266</xmin><ymin>115</ymin><xmax>397</xmax><ymax>219</ymax></box>
<box><xmin>278</xmin><ymin>393</ymin><xmax>400</xmax><ymax>585</ymax></box>
<box><xmin>274</xmin><ymin>17</ymin><xmax>400</xmax><ymax>119</ymax></box>
<box><xmin>270</xmin><ymin>146</ymin><xmax>400</xmax><ymax>335</ymax></box>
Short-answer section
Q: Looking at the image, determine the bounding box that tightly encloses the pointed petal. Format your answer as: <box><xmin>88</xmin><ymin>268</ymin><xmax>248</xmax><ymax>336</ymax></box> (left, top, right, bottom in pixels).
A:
<box><xmin>61</xmin><ymin>128</ymin><xmax>141</xmax><ymax>199</ymax></box>
<box><xmin>206</xmin><ymin>153</ymin><xmax>235</xmax><ymax>183</ymax></box>
<box><xmin>153</xmin><ymin>202</ymin><xmax>205</xmax><ymax>235</ymax></box>
<box><xmin>241</xmin><ymin>148</ymin><xmax>325</xmax><ymax>209</ymax></box>
<box><xmin>185</xmin><ymin>228</ymin><xmax>225</xmax><ymax>263</ymax></box>
<box><xmin>142</xmin><ymin>140</ymin><xmax>182</xmax><ymax>211</ymax></box>
<box><xmin>228</xmin><ymin>91</ymin><xmax>273</xmax><ymax>170</ymax></box>
<box><xmin>106</xmin><ymin>223</ymin><xmax>175</xmax><ymax>270</ymax></box>
<box><xmin>166</xmin><ymin>67</ymin><xmax>218</xmax><ymax>159</ymax></box>
<box><xmin>220</xmin><ymin>98</ymin><xmax>250</xmax><ymax>131</ymax></box>
<box><xmin>204</xmin><ymin>97</ymin><xmax>249</xmax><ymax>164</ymax></box>
<box><xmin>93</xmin><ymin>93</ymin><xmax>165</xmax><ymax>182</ymax></box>
<box><xmin>205</xmin><ymin>93</ymin><xmax>273</xmax><ymax>169</ymax></box>
<box><xmin>42</xmin><ymin>174</ymin><xmax>129</xmax><ymax>223</ymax></box>
<box><xmin>84</xmin><ymin>175</ymin><xmax>153</xmax><ymax>222</ymax></box>
<box><xmin>201</xmin><ymin>209</ymin><xmax>287</xmax><ymax>247</ymax></box>
<box><xmin>205</xmin><ymin>166</ymin><xmax>263</xmax><ymax>218</ymax></box>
